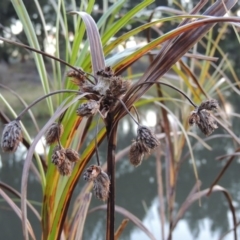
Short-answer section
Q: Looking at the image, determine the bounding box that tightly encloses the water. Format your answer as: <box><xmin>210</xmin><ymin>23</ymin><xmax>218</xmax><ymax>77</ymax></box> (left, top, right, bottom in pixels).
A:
<box><xmin>0</xmin><ymin>112</ymin><xmax>240</xmax><ymax>240</ymax></box>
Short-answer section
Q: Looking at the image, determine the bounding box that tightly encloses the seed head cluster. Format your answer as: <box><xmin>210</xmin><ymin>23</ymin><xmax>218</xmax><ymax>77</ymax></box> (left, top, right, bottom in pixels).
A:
<box><xmin>83</xmin><ymin>165</ymin><xmax>110</xmax><ymax>201</ymax></box>
<box><xmin>67</xmin><ymin>66</ymin><xmax>131</xmax><ymax>118</ymax></box>
<box><xmin>1</xmin><ymin>120</ymin><xmax>23</xmax><ymax>152</ymax></box>
<box><xmin>44</xmin><ymin>121</ymin><xmax>80</xmax><ymax>176</ymax></box>
<box><xmin>189</xmin><ymin>99</ymin><xmax>219</xmax><ymax>136</ymax></box>
<box><xmin>129</xmin><ymin>126</ymin><xmax>160</xmax><ymax>167</ymax></box>
<box><xmin>51</xmin><ymin>145</ymin><xmax>80</xmax><ymax>176</ymax></box>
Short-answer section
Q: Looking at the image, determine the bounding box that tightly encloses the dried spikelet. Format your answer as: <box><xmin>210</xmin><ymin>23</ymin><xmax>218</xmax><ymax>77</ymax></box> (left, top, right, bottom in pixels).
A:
<box><xmin>188</xmin><ymin>111</ymin><xmax>200</xmax><ymax>126</ymax></box>
<box><xmin>65</xmin><ymin>148</ymin><xmax>79</xmax><ymax>162</ymax></box>
<box><xmin>67</xmin><ymin>68</ymin><xmax>86</xmax><ymax>86</ymax></box>
<box><xmin>1</xmin><ymin>120</ymin><xmax>22</xmax><ymax>152</ymax></box>
<box><xmin>51</xmin><ymin>145</ymin><xmax>65</xmax><ymax>166</ymax></box>
<box><xmin>83</xmin><ymin>165</ymin><xmax>101</xmax><ymax>181</ymax></box>
<box><xmin>45</xmin><ymin>123</ymin><xmax>63</xmax><ymax>145</ymax></box>
<box><xmin>76</xmin><ymin>100</ymin><xmax>100</xmax><ymax>117</ymax></box>
<box><xmin>129</xmin><ymin>140</ymin><xmax>144</xmax><ymax>166</ymax></box>
<box><xmin>83</xmin><ymin>165</ymin><xmax>110</xmax><ymax>201</ymax></box>
<box><xmin>96</xmin><ymin>66</ymin><xmax>114</xmax><ymax>78</ymax></box>
<box><xmin>197</xmin><ymin>110</ymin><xmax>218</xmax><ymax>136</ymax></box>
<box><xmin>189</xmin><ymin>99</ymin><xmax>219</xmax><ymax>136</ymax></box>
<box><xmin>93</xmin><ymin>170</ymin><xmax>110</xmax><ymax>201</ymax></box>
<box><xmin>57</xmin><ymin>159</ymin><xmax>72</xmax><ymax>176</ymax></box>
<box><xmin>198</xmin><ymin>99</ymin><xmax>218</xmax><ymax>111</ymax></box>
<box><xmin>137</xmin><ymin>126</ymin><xmax>160</xmax><ymax>149</ymax></box>
<box><xmin>109</xmin><ymin>77</ymin><xmax>131</xmax><ymax>97</ymax></box>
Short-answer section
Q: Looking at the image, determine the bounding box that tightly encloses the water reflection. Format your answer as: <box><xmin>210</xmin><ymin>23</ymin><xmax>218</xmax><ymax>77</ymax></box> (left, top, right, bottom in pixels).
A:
<box><xmin>1</xmin><ymin>109</ymin><xmax>240</xmax><ymax>239</ymax></box>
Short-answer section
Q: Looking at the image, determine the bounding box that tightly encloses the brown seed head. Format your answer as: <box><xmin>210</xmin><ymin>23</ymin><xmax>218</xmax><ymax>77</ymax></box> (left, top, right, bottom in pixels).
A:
<box><xmin>197</xmin><ymin>110</ymin><xmax>218</xmax><ymax>136</ymax></box>
<box><xmin>93</xmin><ymin>170</ymin><xmax>110</xmax><ymax>201</ymax></box>
<box><xmin>65</xmin><ymin>148</ymin><xmax>79</xmax><ymax>162</ymax></box>
<box><xmin>45</xmin><ymin>123</ymin><xmax>63</xmax><ymax>145</ymax></box>
<box><xmin>96</xmin><ymin>66</ymin><xmax>114</xmax><ymax>78</ymax></box>
<box><xmin>67</xmin><ymin>69</ymin><xmax>86</xmax><ymax>86</ymax></box>
<box><xmin>109</xmin><ymin>76</ymin><xmax>131</xmax><ymax>97</ymax></box>
<box><xmin>83</xmin><ymin>165</ymin><xmax>101</xmax><ymax>181</ymax></box>
<box><xmin>189</xmin><ymin>109</ymin><xmax>218</xmax><ymax>136</ymax></box>
<box><xmin>198</xmin><ymin>99</ymin><xmax>218</xmax><ymax>111</ymax></box>
<box><xmin>76</xmin><ymin>100</ymin><xmax>100</xmax><ymax>117</ymax></box>
<box><xmin>129</xmin><ymin>140</ymin><xmax>144</xmax><ymax>167</ymax></box>
<box><xmin>188</xmin><ymin>111</ymin><xmax>200</xmax><ymax>126</ymax></box>
<box><xmin>51</xmin><ymin>145</ymin><xmax>66</xmax><ymax>166</ymax></box>
<box><xmin>137</xmin><ymin>126</ymin><xmax>160</xmax><ymax>149</ymax></box>
<box><xmin>1</xmin><ymin>120</ymin><xmax>22</xmax><ymax>152</ymax></box>
<box><xmin>57</xmin><ymin>159</ymin><xmax>72</xmax><ymax>176</ymax></box>
<box><xmin>83</xmin><ymin>165</ymin><xmax>110</xmax><ymax>201</ymax></box>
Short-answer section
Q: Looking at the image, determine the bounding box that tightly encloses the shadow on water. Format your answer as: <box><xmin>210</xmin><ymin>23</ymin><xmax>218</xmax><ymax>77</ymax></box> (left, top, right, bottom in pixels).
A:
<box><xmin>1</xmin><ymin>111</ymin><xmax>240</xmax><ymax>239</ymax></box>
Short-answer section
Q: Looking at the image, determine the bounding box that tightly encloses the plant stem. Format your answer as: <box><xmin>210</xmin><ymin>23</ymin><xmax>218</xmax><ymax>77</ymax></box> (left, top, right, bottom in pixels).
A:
<box><xmin>0</xmin><ymin>37</ymin><xmax>97</xmax><ymax>84</ymax></box>
<box><xmin>117</xmin><ymin>98</ymin><xmax>139</xmax><ymax>125</ymax></box>
<box><xmin>106</xmin><ymin>113</ymin><xmax>117</xmax><ymax>240</ymax></box>
<box><xmin>95</xmin><ymin>115</ymin><xmax>101</xmax><ymax>166</ymax></box>
<box><xmin>16</xmin><ymin>90</ymin><xmax>81</xmax><ymax>120</ymax></box>
<box><xmin>132</xmin><ymin>81</ymin><xmax>197</xmax><ymax>108</ymax></box>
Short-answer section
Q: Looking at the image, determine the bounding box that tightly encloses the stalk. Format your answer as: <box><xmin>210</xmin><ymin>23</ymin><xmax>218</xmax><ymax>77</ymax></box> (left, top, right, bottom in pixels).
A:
<box><xmin>105</xmin><ymin>112</ymin><xmax>118</xmax><ymax>240</ymax></box>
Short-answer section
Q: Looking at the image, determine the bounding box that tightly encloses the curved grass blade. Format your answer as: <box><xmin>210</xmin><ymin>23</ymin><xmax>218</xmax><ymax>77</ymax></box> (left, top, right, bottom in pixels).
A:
<box><xmin>11</xmin><ymin>0</ymin><xmax>53</xmax><ymax>114</ymax></box>
<box><xmin>207</xmin><ymin>147</ymin><xmax>240</xmax><ymax>196</ymax></box>
<box><xmin>0</xmin><ymin>181</ymin><xmax>41</xmax><ymax>221</ymax></box>
<box><xmin>101</xmin><ymin>0</ymin><xmax>154</xmax><ymax>47</ymax></box>
<box><xmin>0</xmin><ymin>188</ymin><xmax>36</xmax><ymax>240</ymax></box>
<box><xmin>69</xmin><ymin>11</ymin><xmax>105</xmax><ymax>74</ymax></box>
<box><xmin>104</xmin><ymin>15</ymin><xmax>208</xmax><ymax>57</ymax></box>
<box><xmin>97</xmin><ymin>0</ymin><xmax>126</xmax><ymax>30</ymax></box>
<box><xmin>67</xmin><ymin>193</ymin><xmax>92</xmax><ymax>240</ymax></box>
<box><xmin>69</xmin><ymin>0</ymin><xmax>95</xmax><ymax>67</ymax></box>
<box><xmin>89</xmin><ymin>205</ymin><xmax>157</xmax><ymax>240</ymax></box>
<box><xmin>172</xmin><ymin>184</ymin><xmax>237</xmax><ymax>240</ymax></box>
<box><xmin>76</xmin><ymin>0</ymin><xmax>153</xmax><ymax>70</ymax></box>
<box><xmin>113</xmin><ymin>16</ymin><xmax>240</xmax><ymax>74</ymax></box>
<box><xmin>0</xmin><ymin>83</ymin><xmax>39</xmax><ymax>132</ymax></box>
<box><xmin>21</xmin><ymin>94</ymin><xmax>88</xmax><ymax>240</ymax></box>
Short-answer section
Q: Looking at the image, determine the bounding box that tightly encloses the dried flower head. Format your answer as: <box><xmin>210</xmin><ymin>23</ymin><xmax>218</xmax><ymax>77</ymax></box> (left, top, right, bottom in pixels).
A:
<box><xmin>198</xmin><ymin>99</ymin><xmax>218</xmax><ymax>111</ymax></box>
<box><xmin>67</xmin><ymin>68</ymin><xmax>86</xmax><ymax>86</ymax></box>
<box><xmin>76</xmin><ymin>100</ymin><xmax>100</xmax><ymax>117</ymax></box>
<box><xmin>189</xmin><ymin>99</ymin><xmax>219</xmax><ymax>136</ymax></box>
<box><xmin>83</xmin><ymin>165</ymin><xmax>101</xmax><ymax>181</ymax></box>
<box><xmin>45</xmin><ymin>123</ymin><xmax>63</xmax><ymax>145</ymax></box>
<box><xmin>137</xmin><ymin>126</ymin><xmax>160</xmax><ymax>149</ymax></box>
<box><xmin>51</xmin><ymin>145</ymin><xmax>66</xmax><ymax>166</ymax></box>
<box><xmin>96</xmin><ymin>66</ymin><xmax>114</xmax><ymax>78</ymax></box>
<box><xmin>83</xmin><ymin>165</ymin><xmax>110</xmax><ymax>201</ymax></box>
<box><xmin>188</xmin><ymin>111</ymin><xmax>200</xmax><ymax>126</ymax></box>
<box><xmin>1</xmin><ymin>120</ymin><xmax>22</xmax><ymax>152</ymax></box>
<box><xmin>129</xmin><ymin>140</ymin><xmax>144</xmax><ymax>167</ymax></box>
<box><xmin>65</xmin><ymin>148</ymin><xmax>79</xmax><ymax>162</ymax></box>
<box><xmin>57</xmin><ymin>159</ymin><xmax>72</xmax><ymax>176</ymax></box>
<box><xmin>109</xmin><ymin>76</ymin><xmax>131</xmax><ymax>97</ymax></box>
<box><xmin>189</xmin><ymin>109</ymin><xmax>218</xmax><ymax>136</ymax></box>
<box><xmin>93</xmin><ymin>170</ymin><xmax>110</xmax><ymax>201</ymax></box>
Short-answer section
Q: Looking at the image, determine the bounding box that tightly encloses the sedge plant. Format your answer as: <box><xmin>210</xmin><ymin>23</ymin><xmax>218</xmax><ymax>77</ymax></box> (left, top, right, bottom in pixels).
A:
<box><xmin>1</xmin><ymin>0</ymin><xmax>240</xmax><ymax>239</ymax></box>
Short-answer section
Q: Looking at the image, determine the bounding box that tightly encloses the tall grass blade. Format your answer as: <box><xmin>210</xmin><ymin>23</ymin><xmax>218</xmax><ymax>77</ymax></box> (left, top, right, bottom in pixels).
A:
<box><xmin>0</xmin><ymin>188</ymin><xmax>36</xmax><ymax>240</ymax></box>
<box><xmin>69</xmin><ymin>11</ymin><xmax>105</xmax><ymax>74</ymax></box>
<box><xmin>89</xmin><ymin>205</ymin><xmax>157</xmax><ymax>240</ymax></box>
<box><xmin>11</xmin><ymin>0</ymin><xmax>53</xmax><ymax>114</ymax></box>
